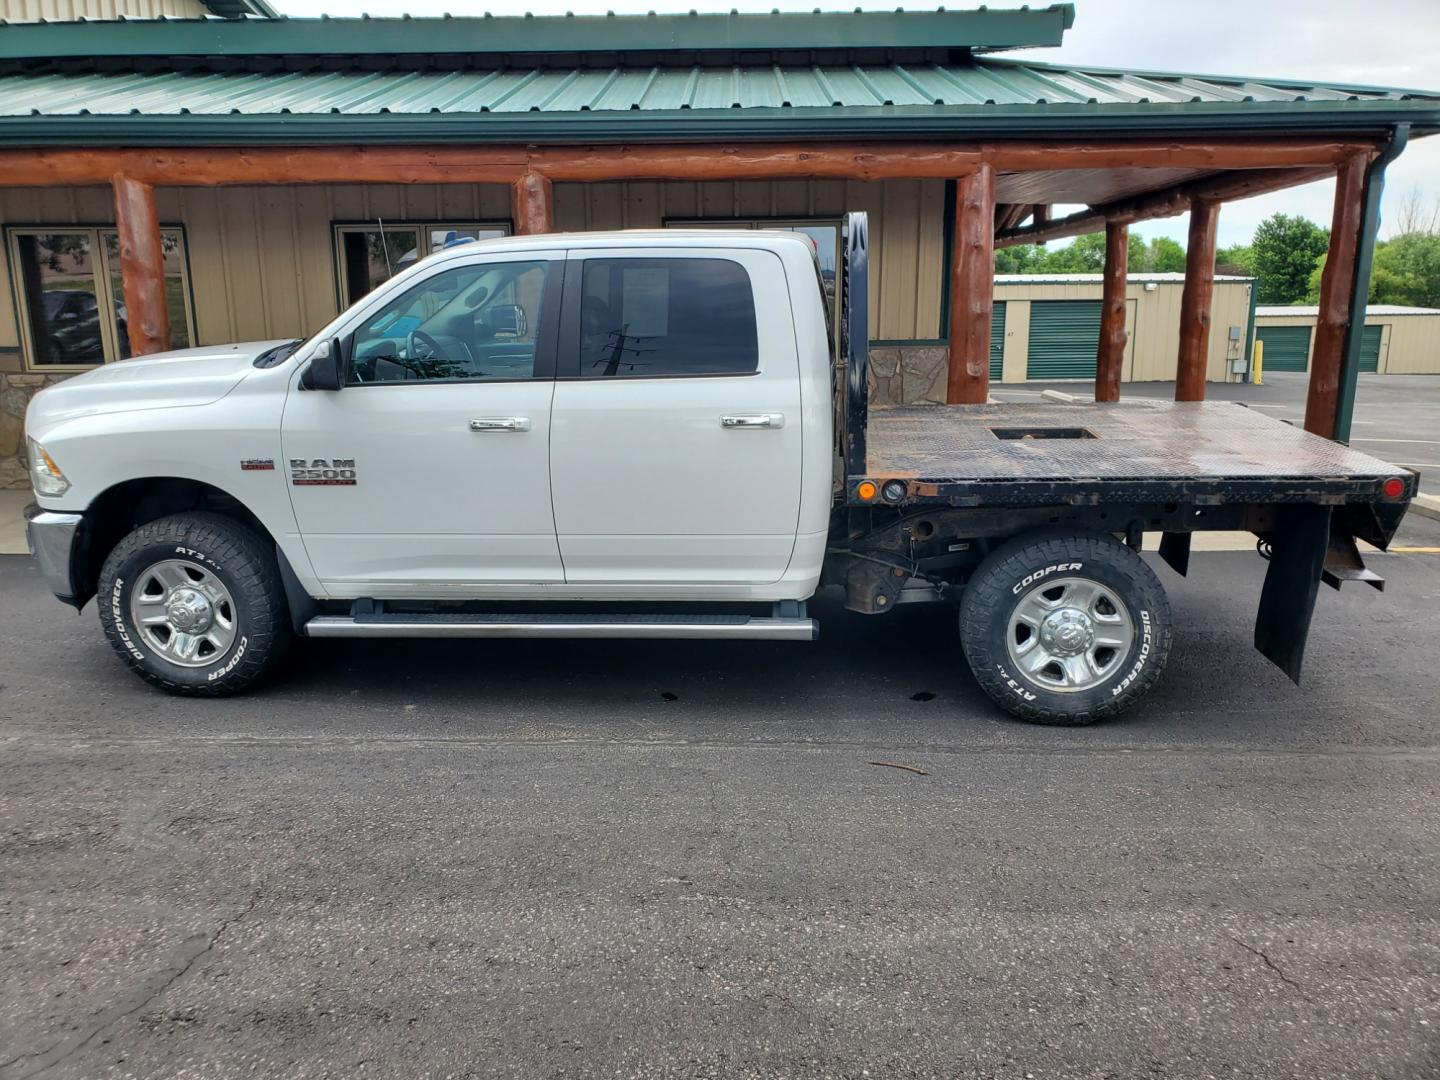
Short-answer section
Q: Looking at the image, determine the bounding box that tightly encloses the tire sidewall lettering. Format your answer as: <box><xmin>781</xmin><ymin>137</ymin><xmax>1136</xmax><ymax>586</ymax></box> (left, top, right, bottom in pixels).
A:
<box><xmin>110</xmin><ymin>577</ymin><xmax>146</xmax><ymax>662</ymax></box>
<box><xmin>1110</xmin><ymin>609</ymin><xmax>1153</xmax><ymax>697</ymax></box>
<box><xmin>1011</xmin><ymin>562</ymin><xmax>1084</xmax><ymax>595</ymax></box>
<box><xmin>207</xmin><ymin>636</ymin><xmax>249</xmax><ymax>682</ymax></box>
<box><xmin>994</xmin><ymin>662</ymin><xmax>1038</xmax><ymax>702</ymax></box>
<box><xmin>174</xmin><ymin>545</ymin><xmax>224</xmax><ymax>574</ymax></box>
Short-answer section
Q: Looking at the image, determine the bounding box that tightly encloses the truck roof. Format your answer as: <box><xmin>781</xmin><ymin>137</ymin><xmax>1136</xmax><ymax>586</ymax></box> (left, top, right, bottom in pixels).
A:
<box><xmin>416</xmin><ymin>228</ymin><xmax>818</xmax><ymax>269</ymax></box>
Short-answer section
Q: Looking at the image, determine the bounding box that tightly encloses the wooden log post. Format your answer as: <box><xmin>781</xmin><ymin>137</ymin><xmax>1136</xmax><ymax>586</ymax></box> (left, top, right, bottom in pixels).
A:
<box><xmin>1175</xmin><ymin>198</ymin><xmax>1220</xmax><ymax>401</ymax></box>
<box><xmin>1304</xmin><ymin>152</ymin><xmax>1369</xmax><ymax>438</ymax></box>
<box><xmin>510</xmin><ymin>171</ymin><xmax>554</xmax><ymax>235</ymax></box>
<box><xmin>111</xmin><ymin>173</ymin><xmax>171</xmax><ymax>356</ymax></box>
<box><xmin>1096</xmin><ymin>219</ymin><xmax>1129</xmax><ymax>402</ymax></box>
<box><xmin>946</xmin><ymin>164</ymin><xmax>996</xmax><ymax>405</ymax></box>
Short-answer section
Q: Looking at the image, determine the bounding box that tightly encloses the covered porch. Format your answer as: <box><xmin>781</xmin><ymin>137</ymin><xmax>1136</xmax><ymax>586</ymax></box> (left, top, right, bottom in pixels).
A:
<box><xmin>3</xmin><ymin>133</ymin><xmax>1407</xmax><ymax>443</ymax></box>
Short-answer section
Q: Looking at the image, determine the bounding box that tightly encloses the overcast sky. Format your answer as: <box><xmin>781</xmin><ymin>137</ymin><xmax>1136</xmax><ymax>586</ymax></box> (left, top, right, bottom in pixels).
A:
<box><xmin>273</xmin><ymin>0</ymin><xmax>1440</xmax><ymax>249</ymax></box>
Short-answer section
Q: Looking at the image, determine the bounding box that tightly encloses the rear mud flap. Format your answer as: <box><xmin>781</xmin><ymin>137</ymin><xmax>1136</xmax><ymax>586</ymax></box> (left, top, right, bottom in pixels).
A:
<box><xmin>1254</xmin><ymin>504</ymin><xmax>1331</xmax><ymax>685</ymax></box>
<box><xmin>1158</xmin><ymin>531</ymin><xmax>1191</xmax><ymax>577</ymax></box>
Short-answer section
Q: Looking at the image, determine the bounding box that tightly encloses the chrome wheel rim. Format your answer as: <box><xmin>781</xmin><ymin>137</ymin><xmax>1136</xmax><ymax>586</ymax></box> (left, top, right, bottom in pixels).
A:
<box><xmin>128</xmin><ymin>559</ymin><xmax>238</xmax><ymax>668</ymax></box>
<box><xmin>1005</xmin><ymin>576</ymin><xmax>1134</xmax><ymax>694</ymax></box>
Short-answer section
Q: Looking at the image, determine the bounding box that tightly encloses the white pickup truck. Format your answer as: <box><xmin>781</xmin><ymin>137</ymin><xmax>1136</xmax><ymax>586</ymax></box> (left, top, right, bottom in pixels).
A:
<box><xmin>23</xmin><ymin>214</ymin><xmax>1415</xmax><ymax>724</ymax></box>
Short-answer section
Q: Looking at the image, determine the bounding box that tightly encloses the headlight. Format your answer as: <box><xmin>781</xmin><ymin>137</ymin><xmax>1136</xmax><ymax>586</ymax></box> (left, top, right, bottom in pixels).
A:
<box><xmin>26</xmin><ymin>437</ymin><xmax>70</xmax><ymax>497</ymax></box>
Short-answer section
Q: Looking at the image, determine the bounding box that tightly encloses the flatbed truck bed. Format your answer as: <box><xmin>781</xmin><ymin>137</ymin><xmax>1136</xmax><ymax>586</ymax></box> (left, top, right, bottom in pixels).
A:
<box><xmin>856</xmin><ymin>399</ymin><xmax>1417</xmax><ymax>509</ymax></box>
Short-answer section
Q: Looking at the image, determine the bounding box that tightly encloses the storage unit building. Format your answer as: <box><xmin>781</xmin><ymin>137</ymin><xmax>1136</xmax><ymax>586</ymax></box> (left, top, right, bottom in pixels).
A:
<box><xmin>993</xmin><ymin>274</ymin><xmax>1255</xmax><ymax>384</ymax></box>
<box><xmin>1254</xmin><ymin>306</ymin><xmax>1440</xmax><ymax>375</ymax></box>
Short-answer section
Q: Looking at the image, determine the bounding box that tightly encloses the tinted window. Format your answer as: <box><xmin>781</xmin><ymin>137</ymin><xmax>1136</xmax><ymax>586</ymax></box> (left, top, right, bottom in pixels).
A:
<box><xmin>579</xmin><ymin>258</ymin><xmax>758</xmax><ymax>377</ymax></box>
<box><xmin>348</xmin><ymin>260</ymin><xmax>549</xmax><ymax>384</ymax></box>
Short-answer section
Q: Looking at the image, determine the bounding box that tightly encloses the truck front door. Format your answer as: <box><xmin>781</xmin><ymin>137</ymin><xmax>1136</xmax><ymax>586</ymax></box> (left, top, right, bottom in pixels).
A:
<box><xmin>548</xmin><ymin>248</ymin><xmax>804</xmax><ymax>586</ymax></box>
<box><xmin>282</xmin><ymin>252</ymin><xmax>564</xmax><ymax>592</ymax></box>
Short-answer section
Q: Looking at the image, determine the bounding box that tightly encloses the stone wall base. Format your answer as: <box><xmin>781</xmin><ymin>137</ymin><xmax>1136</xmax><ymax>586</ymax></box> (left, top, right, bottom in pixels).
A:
<box><xmin>1</xmin><ymin>373</ymin><xmax>67</xmax><ymax>491</ymax></box>
<box><xmin>867</xmin><ymin>344</ymin><xmax>949</xmax><ymax>407</ymax></box>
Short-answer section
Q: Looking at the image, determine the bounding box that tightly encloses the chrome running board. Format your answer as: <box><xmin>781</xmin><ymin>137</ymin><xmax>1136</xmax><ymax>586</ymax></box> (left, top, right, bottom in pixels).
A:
<box><xmin>304</xmin><ymin>610</ymin><xmax>818</xmax><ymax>641</ymax></box>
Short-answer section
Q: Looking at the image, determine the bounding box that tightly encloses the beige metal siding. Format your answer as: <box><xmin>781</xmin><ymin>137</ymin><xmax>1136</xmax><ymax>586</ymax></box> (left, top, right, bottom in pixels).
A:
<box><xmin>0</xmin><ymin>0</ymin><xmax>209</xmax><ymax>19</ymax></box>
<box><xmin>2</xmin><ymin>179</ymin><xmax>943</xmax><ymax>366</ymax></box>
<box><xmin>1255</xmin><ymin>312</ymin><xmax>1440</xmax><ymax>375</ymax></box>
<box><xmin>993</xmin><ymin>280</ymin><xmax>1252</xmax><ymax>383</ymax></box>
<box><xmin>553</xmin><ymin>179</ymin><xmax>945</xmax><ymax>341</ymax></box>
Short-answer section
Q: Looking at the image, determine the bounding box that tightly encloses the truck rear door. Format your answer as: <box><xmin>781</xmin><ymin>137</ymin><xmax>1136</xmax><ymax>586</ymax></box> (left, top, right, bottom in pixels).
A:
<box><xmin>548</xmin><ymin>246</ymin><xmax>804</xmax><ymax>586</ymax></box>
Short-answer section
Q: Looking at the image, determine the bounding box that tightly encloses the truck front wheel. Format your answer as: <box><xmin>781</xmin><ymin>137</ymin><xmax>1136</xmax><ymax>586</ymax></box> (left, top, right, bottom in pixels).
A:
<box><xmin>97</xmin><ymin>512</ymin><xmax>292</xmax><ymax>696</ymax></box>
<box><xmin>959</xmin><ymin>530</ymin><xmax>1173</xmax><ymax>725</ymax></box>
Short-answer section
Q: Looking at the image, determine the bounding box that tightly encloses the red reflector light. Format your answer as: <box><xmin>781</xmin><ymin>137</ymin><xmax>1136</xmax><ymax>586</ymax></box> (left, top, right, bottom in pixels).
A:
<box><xmin>1382</xmin><ymin>477</ymin><xmax>1406</xmax><ymax>498</ymax></box>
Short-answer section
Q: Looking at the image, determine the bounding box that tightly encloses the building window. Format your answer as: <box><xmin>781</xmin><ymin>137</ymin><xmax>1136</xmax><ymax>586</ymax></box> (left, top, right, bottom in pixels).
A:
<box><xmin>334</xmin><ymin>222</ymin><xmax>510</xmax><ymax>307</ymax></box>
<box><xmin>579</xmin><ymin>257</ymin><xmax>758</xmax><ymax>378</ymax></box>
<box><xmin>666</xmin><ymin>218</ymin><xmax>841</xmax><ymax>339</ymax></box>
<box><xmin>8</xmin><ymin>226</ymin><xmax>195</xmax><ymax>369</ymax></box>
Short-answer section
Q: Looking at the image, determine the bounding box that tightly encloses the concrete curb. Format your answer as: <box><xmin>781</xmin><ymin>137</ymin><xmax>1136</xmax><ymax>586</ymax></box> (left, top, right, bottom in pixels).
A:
<box><xmin>1410</xmin><ymin>493</ymin><xmax>1440</xmax><ymax>523</ymax></box>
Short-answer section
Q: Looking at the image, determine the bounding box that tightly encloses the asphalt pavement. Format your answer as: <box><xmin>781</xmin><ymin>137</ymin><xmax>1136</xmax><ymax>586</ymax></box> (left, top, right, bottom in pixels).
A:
<box><xmin>2</xmin><ymin>516</ymin><xmax>1439</xmax><ymax>1079</ymax></box>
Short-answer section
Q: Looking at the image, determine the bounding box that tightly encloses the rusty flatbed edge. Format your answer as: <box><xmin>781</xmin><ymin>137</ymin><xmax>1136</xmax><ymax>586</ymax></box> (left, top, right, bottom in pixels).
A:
<box><xmin>857</xmin><ymin>400</ymin><xmax>1416</xmax><ymax>506</ymax></box>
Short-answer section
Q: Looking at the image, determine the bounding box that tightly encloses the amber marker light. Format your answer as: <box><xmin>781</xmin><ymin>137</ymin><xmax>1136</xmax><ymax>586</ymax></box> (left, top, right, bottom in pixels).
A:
<box><xmin>856</xmin><ymin>480</ymin><xmax>878</xmax><ymax>502</ymax></box>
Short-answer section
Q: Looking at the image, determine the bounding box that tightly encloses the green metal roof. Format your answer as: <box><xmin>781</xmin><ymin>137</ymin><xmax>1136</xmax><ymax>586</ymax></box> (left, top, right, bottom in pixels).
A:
<box><xmin>0</xmin><ymin>7</ymin><xmax>1075</xmax><ymax>63</ymax></box>
<box><xmin>2</xmin><ymin>55</ymin><xmax>1437</xmax><ymax>146</ymax></box>
<box><xmin>0</xmin><ymin>7</ymin><xmax>1435</xmax><ymax>147</ymax></box>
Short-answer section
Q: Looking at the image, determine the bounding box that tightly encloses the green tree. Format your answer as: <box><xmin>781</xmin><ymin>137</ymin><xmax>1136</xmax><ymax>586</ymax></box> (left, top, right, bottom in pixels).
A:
<box><xmin>1253</xmin><ymin>213</ymin><xmax>1330</xmax><ymax>304</ymax></box>
<box><xmin>994</xmin><ymin>244</ymin><xmax>1042</xmax><ymax>274</ymax></box>
<box><xmin>1304</xmin><ymin>233</ymin><xmax>1440</xmax><ymax>308</ymax></box>
<box><xmin>1371</xmin><ymin>232</ymin><xmax>1440</xmax><ymax>307</ymax></box>
<box><xmin>1216</xmin><ymin>243</ymin><xmax>1256</xmax><ymax>276</ymax></box>
<box><xmin>1147</xmin><ymin>236</ymin><xmax>1187</xmax><ymax>273</ymax></box>
<box><xmin>1036</xmin><ymin>231</ymin><xmax>1108</xmax><ymax>273</ymax></box>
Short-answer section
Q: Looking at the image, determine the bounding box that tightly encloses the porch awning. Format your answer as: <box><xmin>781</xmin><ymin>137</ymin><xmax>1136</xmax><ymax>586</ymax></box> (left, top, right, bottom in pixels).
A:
<box><xmin>0</xmin><ymin>6</ymin><xmax>1437</xmax><ymax>146</ymax></box>
<box><xmin>3</xmin><ymin>57</ymin><xmax>1438</xmax><ymax>146</ymax></box>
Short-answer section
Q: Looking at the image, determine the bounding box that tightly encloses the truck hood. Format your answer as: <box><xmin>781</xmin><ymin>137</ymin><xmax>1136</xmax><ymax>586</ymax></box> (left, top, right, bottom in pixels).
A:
<box><xmin>25</xmin><ymin>340</ymin><xmax>293</xmax><ymax>429</ymax></box>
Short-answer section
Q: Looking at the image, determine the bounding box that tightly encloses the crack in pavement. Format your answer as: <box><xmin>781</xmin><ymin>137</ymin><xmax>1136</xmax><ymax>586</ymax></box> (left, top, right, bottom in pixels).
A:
<box><xmin>0</xmin><ymin>895</ymin><xmax>258</xmax><ymax>1080</ymax></box>
<box><xmin>1229</xmin><ymin>935</ymin><xmax>1309</xmax><ymax>1000</ymax></box>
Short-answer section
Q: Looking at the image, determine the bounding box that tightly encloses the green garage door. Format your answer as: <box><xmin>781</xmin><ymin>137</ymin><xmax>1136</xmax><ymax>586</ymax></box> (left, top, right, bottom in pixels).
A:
<box><xmin>990</xmin><ymin>301</ymin><xmax>1007</xmax><ymax>380</ymax></box>
<box><xmin>1027</xmin><ymin>300</ymin><xmax>1101</xmax><ymax>380</ymax></box>
<box><xmin>1359</xmin><ymin>324</ymin><xmax>1382</xmax><ymax>373</ymax></box>
<box><xmin>1255</xmin><ymin>325</ymin><xmax>1311</xmax><ymax>372</ymax></box>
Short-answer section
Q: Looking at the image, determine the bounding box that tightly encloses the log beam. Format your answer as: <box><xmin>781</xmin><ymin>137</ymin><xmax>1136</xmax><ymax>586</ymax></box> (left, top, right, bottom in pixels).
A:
<box><xmin>511</xmin><ymin>171</ymin><xmax>554</xmax><ymax>235</ymax></box>
<box><xmin>1096</xmin><ymin>219</ymin><xmax>1128</xmax><ymax>402</ymax></box>
<box><xmin>947</xmin><ymin>163</ymin><xmax>996</xmax><ymax>405</ymax></box>
<box><xmin>1304</xmin><ymin>151</ymin><xmax>1369</xmax><ymax>438</ymax></box>
<box><xmin>0</xmin><ymin>139</ymin><xmax>1379</xmax><ymax>189</ymax></box>
<box><xmin>997</xmin><ymin>166</ymin><xmax>1336</xmax><ymax>249</ymax></box>
<box><xmin>1175</xmin><ymin>199</ymin><xmax>1220</xmax><ymax>401</ymax></box>
<box><xmin>110</xmin><ymin>173</ymin><xmax>171</xmax><ymax>356</ymax></box>
<box><xmin>995</xmin><ymin>202</ymin><xmax>1031</xmax><ymax>233</ymax></box>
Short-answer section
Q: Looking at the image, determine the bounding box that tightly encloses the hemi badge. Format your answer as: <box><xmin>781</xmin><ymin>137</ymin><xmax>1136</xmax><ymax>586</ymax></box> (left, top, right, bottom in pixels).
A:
<box><xmin>240</xmin><ymin>458</ymin><xmax>275</xmax><ymax>471</ymax></box>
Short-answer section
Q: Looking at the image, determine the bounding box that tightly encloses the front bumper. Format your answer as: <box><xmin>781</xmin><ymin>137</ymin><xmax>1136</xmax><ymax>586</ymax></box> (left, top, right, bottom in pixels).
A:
<box><xmin>24</xmin><ymin>503</ymin><xmax>83</xmax><ymax>605</ymax></box>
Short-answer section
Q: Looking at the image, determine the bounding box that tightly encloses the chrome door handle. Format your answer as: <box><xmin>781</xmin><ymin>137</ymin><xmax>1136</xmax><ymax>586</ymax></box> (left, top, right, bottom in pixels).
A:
<box><xmin>720</xmin><ymin>413</ymin><xmax>784</xmax><ymax>429</ymax></box>
<box><xmin>470</xmin><ymin>417</ymin><xmax>531</xmax><ymax>433</ymax></box>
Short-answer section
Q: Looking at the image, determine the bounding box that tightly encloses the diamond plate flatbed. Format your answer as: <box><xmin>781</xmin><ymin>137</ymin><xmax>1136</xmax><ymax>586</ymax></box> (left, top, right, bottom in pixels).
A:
<box><xmin>855</xmin><ymin>400</ymin><xmax>1418</xmax><ymax>508</ymax></box>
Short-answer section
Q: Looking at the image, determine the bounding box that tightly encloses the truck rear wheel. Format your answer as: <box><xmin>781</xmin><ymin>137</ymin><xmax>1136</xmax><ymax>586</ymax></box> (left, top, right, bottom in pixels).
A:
<box><xmin>959</xmin><ymin>530</ymin><xmax>1172</xmax><ymax>725</ymax></box>
<box><xmin>97</xmin><ymin>512</ymin><xmax>292</xmax><ymax>696</ymax></box>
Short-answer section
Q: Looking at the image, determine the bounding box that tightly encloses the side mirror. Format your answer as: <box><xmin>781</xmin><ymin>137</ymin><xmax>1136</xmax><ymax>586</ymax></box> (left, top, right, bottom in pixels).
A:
<box><xmin>302</xmin><ymin>337</ymin><xmax>344</xmax><ymax>391</ymax></box>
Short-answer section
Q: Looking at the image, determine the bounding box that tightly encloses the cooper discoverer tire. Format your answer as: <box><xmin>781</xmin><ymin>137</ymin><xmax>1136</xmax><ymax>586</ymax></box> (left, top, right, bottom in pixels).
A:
<box><xmin>959</xmin><ymin>529</ymin><xmax>1172</xmax><ymax>725</ymax></box>
<box><xmin>97</xmin><ymin>512</ymin><xmax>292</xmax><ymax>696</ymax></box>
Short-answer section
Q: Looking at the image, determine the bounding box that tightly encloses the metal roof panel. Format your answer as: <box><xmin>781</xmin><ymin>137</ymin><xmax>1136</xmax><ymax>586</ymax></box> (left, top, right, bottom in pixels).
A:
<box><xmin>1</xmin><ymin>57</ymin><xmax>1437</xmax><ymax>144</ymax></box>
